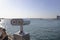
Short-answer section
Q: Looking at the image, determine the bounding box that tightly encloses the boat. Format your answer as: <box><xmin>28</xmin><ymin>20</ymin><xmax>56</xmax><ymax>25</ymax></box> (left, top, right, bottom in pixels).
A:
<box><xmin>57</xmin><ymin>16</ymin><xmax>60</xmax><ymax>20</ymax></box>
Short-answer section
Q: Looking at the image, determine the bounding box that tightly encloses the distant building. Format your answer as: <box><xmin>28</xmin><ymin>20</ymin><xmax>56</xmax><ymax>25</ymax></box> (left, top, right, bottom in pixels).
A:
<box><xmin>57</xmin><ymin>16</ymin><xmax>60</xmax><ymax>19</ymax></box>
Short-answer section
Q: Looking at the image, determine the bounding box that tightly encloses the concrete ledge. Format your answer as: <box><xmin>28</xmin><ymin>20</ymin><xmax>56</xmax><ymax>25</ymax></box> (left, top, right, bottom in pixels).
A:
<box><xmin>13</xmin><ymin>32</ymin><xmax>30</xmax><ymax>40</ymax></box>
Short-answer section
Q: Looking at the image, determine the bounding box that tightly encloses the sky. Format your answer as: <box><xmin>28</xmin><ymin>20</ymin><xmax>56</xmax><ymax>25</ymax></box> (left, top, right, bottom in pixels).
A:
<box><xmin>0</xmin><ymin>0</ymin><xmax>60</xmax><ymax>18</ymax></box>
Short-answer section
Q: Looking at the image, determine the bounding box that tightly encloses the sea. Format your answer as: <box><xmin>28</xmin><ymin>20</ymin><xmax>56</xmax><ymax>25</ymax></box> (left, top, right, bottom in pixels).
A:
<box><xmin>3</xmin><ymin>18</ymin><xmax>60</xmax><ymax>40</ymax></box>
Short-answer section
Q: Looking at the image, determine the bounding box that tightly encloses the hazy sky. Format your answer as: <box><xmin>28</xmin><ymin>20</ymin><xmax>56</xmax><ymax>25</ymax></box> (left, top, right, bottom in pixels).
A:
<box><xmin>0</xmin><ymin>0</ymin><xmax>60</xmax><ymax>18</ymax></box>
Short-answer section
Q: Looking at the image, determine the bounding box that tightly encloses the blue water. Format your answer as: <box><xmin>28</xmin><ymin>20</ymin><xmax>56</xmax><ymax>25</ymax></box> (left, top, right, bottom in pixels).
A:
<box><xmin>6</xmin><ymin>19</ymin><xmax>60</xmax><ymax>40</ymax></box>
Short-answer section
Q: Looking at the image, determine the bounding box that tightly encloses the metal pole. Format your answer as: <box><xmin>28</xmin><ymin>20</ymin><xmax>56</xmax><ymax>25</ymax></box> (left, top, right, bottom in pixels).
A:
<box><xmin>19</xmin><ymin>19</ymin><xmax>24</xmax><ymax>34</ymax></box>
<box><xmin>20</xmin><ymin>25</ymin><xmax>23</xmax><ymax>34</ymax></box>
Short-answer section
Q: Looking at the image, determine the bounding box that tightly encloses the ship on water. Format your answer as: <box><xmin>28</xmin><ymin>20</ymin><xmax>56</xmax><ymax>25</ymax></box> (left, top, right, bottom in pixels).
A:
<box><xmin>57</xmin><ymin>16</ymin><xmax>60</xmax><ymax>20</ymax></box>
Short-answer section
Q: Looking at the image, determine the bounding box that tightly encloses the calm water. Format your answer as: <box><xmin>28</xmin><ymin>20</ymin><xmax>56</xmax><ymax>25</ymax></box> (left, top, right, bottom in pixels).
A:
<box><xmin>6</xmin><ymin>19</ymin><xmax>60</xmax><ymax>40</ymax></box>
